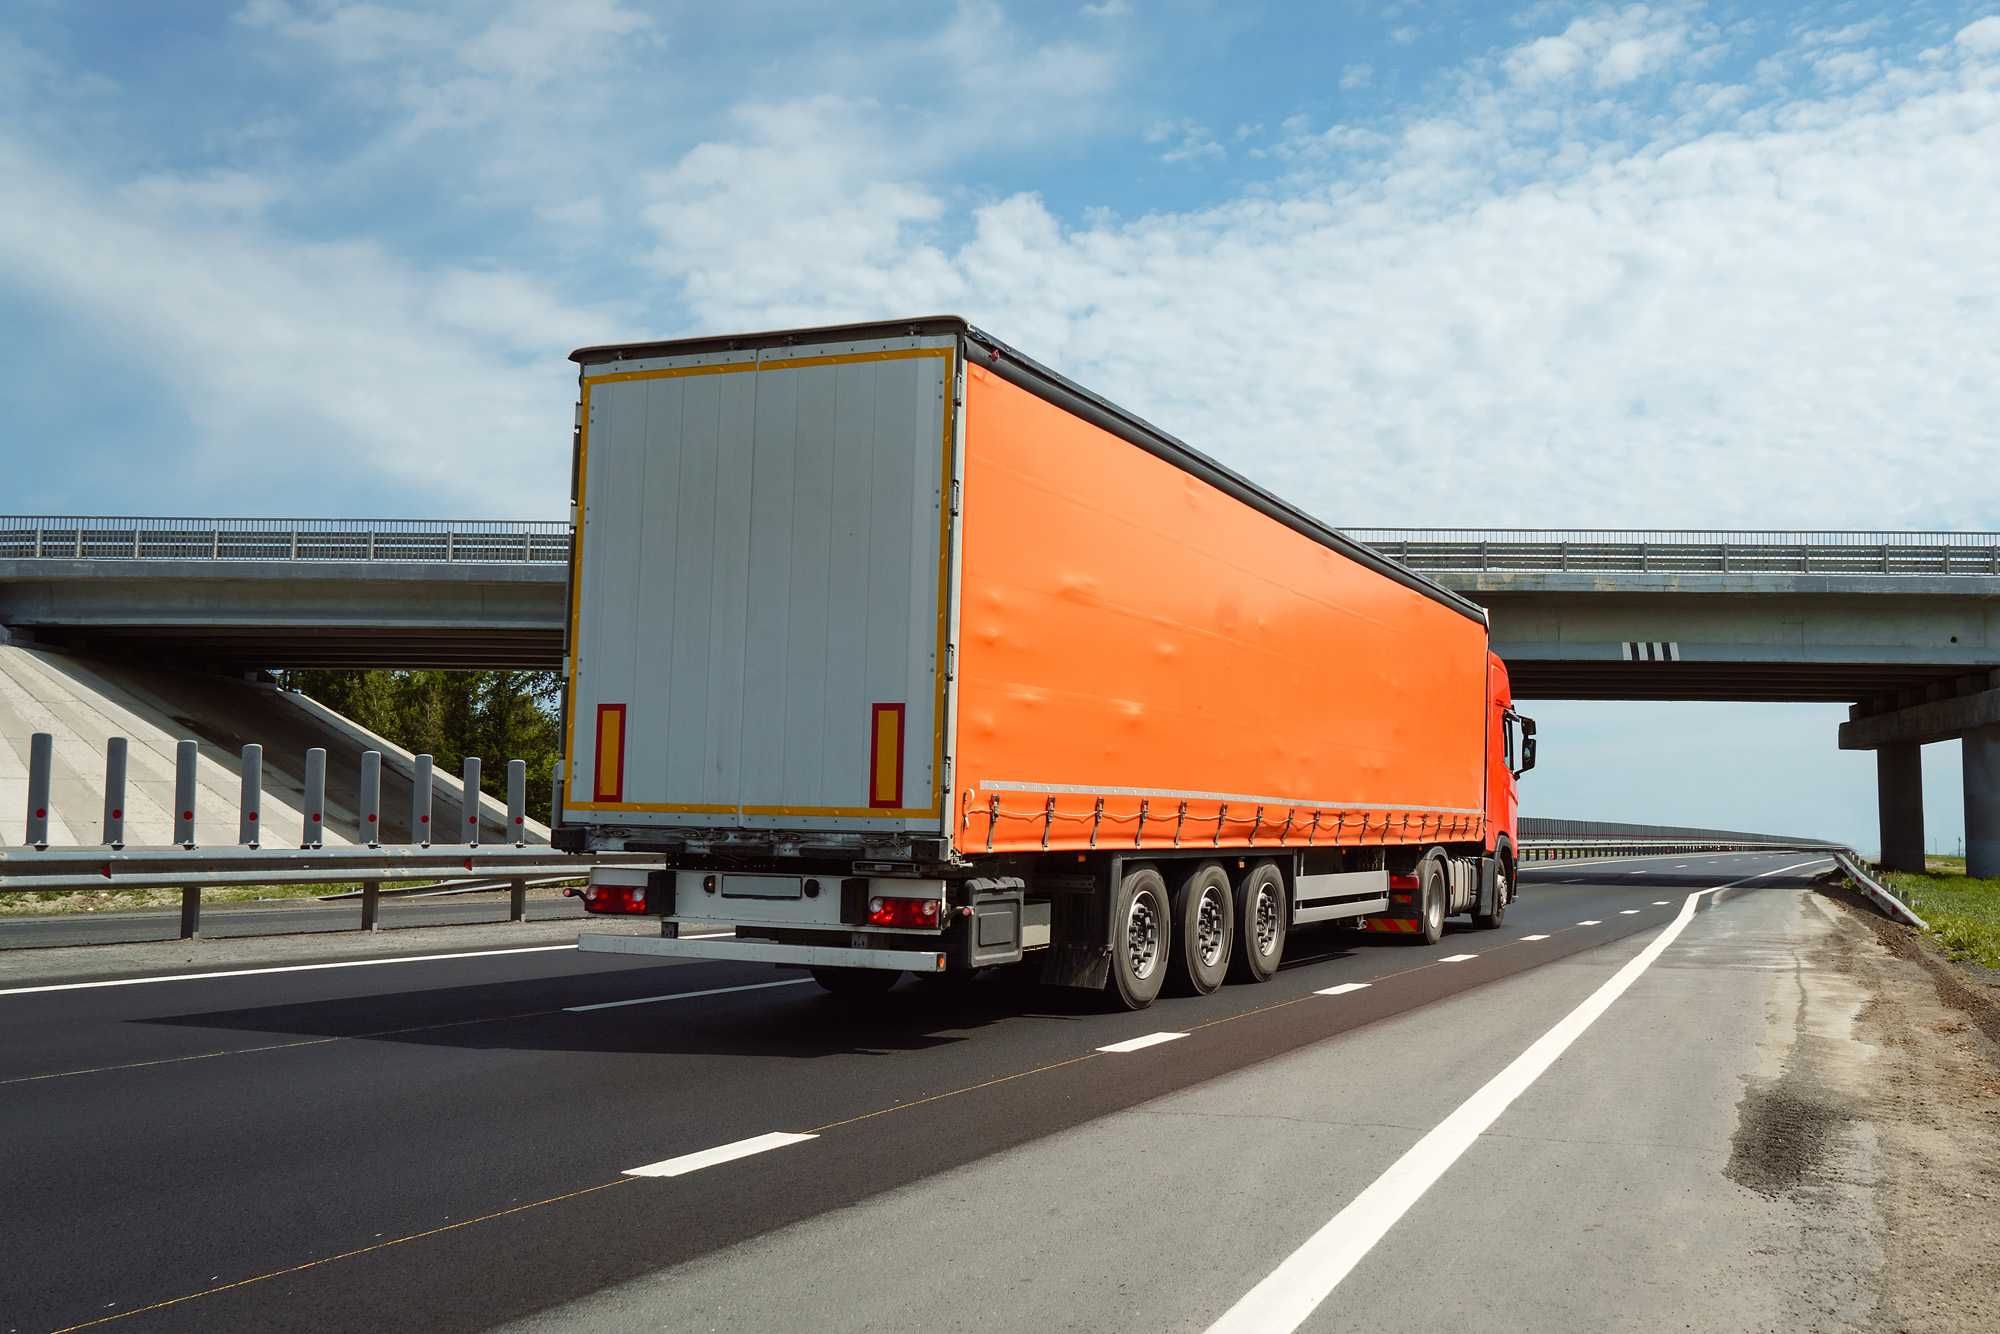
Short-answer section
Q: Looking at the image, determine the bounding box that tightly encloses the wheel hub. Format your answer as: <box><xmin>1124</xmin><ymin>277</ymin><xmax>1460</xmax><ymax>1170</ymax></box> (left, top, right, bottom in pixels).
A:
<box><xmin>1254</xmin><ymin>884</ymin><xmax>1280</xmax><ymax>953</ymax></box>
<box><xmin>1126</xmin><ymin>892</ymin><xmax>1161</xmax><ymax>980</ymax></box>
<box><xmin>1195</xmin><ymin>886</ymin><xmax>1226</xmax><ymax>967</ymax></box>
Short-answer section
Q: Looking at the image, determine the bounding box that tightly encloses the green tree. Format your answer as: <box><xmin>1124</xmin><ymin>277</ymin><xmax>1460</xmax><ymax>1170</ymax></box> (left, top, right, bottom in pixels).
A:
<box><xmin>277</xmin><ymin>669</ymin><xmax>564</xmax><ymax>823</ymax></box>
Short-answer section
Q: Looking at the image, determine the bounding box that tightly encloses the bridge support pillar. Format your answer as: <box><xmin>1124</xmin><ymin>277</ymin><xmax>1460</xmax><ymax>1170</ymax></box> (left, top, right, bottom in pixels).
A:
<box><xmin>1965</xmin><ymin>725</ymin><xmax>2000</xmax><ymax>879</ymax></box>
<box><xmin>1875</xmin><ymin>743</ymin><xmax>1926</xmax><ymax>873</ymax></box>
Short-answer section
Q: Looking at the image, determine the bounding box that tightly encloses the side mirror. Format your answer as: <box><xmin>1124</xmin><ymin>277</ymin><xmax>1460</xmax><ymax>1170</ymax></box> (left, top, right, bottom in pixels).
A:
<box><xmin>1518</xmin><ymin>717</ymin><xmax>1537</xmax><ymax>775</ymax></box>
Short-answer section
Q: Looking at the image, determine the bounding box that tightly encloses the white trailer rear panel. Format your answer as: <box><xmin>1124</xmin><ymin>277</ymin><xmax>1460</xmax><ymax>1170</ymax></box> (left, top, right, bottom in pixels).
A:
<box><xmin>564</xmin><ymin>332</ymin><xmax>957</xmax><ymax>838</ymax></box>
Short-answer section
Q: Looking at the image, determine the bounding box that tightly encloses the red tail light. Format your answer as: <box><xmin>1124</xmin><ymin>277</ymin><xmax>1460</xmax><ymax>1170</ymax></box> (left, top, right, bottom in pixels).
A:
<box><xmin>1388</xmin><ymin>873</ymin><xmax>1421</xmax><ymax>890</ymax></box>
<box><xmin>581</xmin><ymin>884</ymin><xmax>649</xmax><ymax>914</ymax></box>
<box><xmin>867</xmin><ymin>895</ymin><xmax>941</xmax><ymax>928</ymax></box>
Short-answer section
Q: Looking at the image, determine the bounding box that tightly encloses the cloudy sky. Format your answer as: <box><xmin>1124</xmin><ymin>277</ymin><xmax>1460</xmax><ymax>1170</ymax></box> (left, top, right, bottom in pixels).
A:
<box><xmin>2</xmin><ymin>1</ymin><xmax>1996</xmax><ymax>851</ymax></box>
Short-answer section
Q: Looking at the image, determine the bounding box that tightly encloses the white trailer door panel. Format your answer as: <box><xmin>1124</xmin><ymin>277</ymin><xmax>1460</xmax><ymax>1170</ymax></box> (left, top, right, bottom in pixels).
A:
<box><xmin>566</xmin><ymin>335</ymin><xmax>955</xmax><ymax>833</ymax></box>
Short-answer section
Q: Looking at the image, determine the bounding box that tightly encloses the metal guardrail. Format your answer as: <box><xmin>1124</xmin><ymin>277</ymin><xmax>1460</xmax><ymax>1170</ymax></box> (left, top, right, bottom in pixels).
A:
<box><xmin>5</xmin><ymin>728</ymin><xmax>588</xmax><ymax>938</ymax></box>
<box><xmin>6</xmin><ymin>521</ymin><xmax>1998</xmax><ymax>576</ymax></box>
<box><xmin>1344</xmin><ymin>529</ymin><xmax>2000</xmax><ymax>576</ymax></box>
<box><xmin>0</xmin><ymin>517</ymin><xmax>570</xmax><ymax>563</ymax></box>
<box><xmin>1517</xmin><ymin>838</ymin><xmax>1841</xmax><ymax>862</ymax></box>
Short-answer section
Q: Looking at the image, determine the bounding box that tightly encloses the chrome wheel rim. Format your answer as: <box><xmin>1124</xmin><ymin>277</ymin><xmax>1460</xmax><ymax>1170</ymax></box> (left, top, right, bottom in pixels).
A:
<box><xmin>1126</xmin><ymin>890</ymin><xmax>1161</xmax><ymax>980</ymax></box>
<box><xmin>1253</xmin><ymin>882</ymin><xmax>1280</xmax><ymax>955</ymax></box>
<box><xmin>1427</xmin><ymin>876</ymin><xmax>1443</xmax><ymax>932</ymax></box>
<box><xmin>1195</xmin><ymin>884</ymin><xmax>1227</xmax><ymax>968</ymax></box>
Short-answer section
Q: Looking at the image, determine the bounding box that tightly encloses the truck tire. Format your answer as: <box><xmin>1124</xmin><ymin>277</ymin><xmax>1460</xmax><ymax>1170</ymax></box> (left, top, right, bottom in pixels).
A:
<box><xmin>1169</xmin><ymin>862</ymin><xmax>1234</xmax><ymax>995</ymax></box>
<box><xmin>810</xmin><ymin>966</ymin><xmax>901</xmax><ymax>997</ymax></box>
<box><xmin>1473</xmin><ymin>853</ymin><xmax>1510</xmax><ymax>930</ymax></box>
<box><xmin>1411</xmin><ymin>857</ymin><xmax>1447</xmax><ymax>946</ymax></box>
<box><xmin>1230</xmin><ymin>860</ymin><xmax>1287</xmax><ymax>983</ymax></box>
<box><xmin>1108</xmin><ymin>866</ymin><xmax>1171</xmax><ymax>1011</ymax></box>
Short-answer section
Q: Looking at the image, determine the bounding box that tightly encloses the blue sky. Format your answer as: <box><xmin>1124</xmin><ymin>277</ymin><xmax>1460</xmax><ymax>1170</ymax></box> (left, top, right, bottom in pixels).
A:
<box><xmin>2</xmin><ymin>0</ymin><xmax>1997</xmax><ymax>849</ymax></box>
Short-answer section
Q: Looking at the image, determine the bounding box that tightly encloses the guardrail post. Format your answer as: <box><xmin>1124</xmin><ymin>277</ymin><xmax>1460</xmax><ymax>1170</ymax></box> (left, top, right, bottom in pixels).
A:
<box><xmin>102</xmin><ymin>737</ymin><xmax>127</xmax><ymax>847</ymax></box>
<box><xmin>507</xmin><ymin>759</ymin><xmax>527</xmax><ymax>846</ymax></box>
<box><xmin>460</xmin><ymin>756</ymin><xmax>481</xmax><ymax>846</ymax></box>
<box><xmin>359</xmin><ymin>750</ymin><xmax>381</xmax><ymax>847</ymax></box>
<box><xmin>238</xmin><ymin>743</ymin><xmax>262</xmax><ymax>848</ymax></box>
<box><xmin>509</xmin><ymin>878</ymin><xmax>528</xmax><ymax>922</ymax></box>
<box><xmin>33</xmin><ymin>522</ymin><xmax>42</xmax><ymax>558</ymax></box>
<box><xmin>26</xmin><ymin>731</ymin><xmax>52</xmax><ymax>848</ymax></box>
<box><xmin>179</xmin><ymin>886</ymin><xmax>201</xmax><ymax>939</ymax></box>
<box><xmin>361</xmin><ymin>880</ymin><xmax>381</xmax><ymax>932</ymax></box>
<box><xmin>411</xmin><ymin>753</ymin><xmax>434</xmax><ymax>847</ymax></box>
<box><xmin>289</xmin><ymin>527</ymin><xmax>299</xmax><ymax>560</ymax></box>
<box><xmin>173</xmin><ymin>739</ymin><xmax>198</xmax><ymax>848</ymax></box>
<box><xmin>302</xmin><ymin>747</ymin><xmax>326</xmax><ymax>848</ymax></box>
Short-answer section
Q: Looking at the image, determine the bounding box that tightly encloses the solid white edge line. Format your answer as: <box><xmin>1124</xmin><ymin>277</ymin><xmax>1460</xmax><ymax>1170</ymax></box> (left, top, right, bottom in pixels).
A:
<box><xmin>0</xmin><ymin>944</ymin><xmax>579</xmax><ymax>997</ymax></box>
<box><xmin>1519</xmin><ymin>934</ymin><xmax>1550</xmax><ymax>941</ymax></box>
<box><xmin>1204</xmin><ymin>857</ymin><xmax>1831</xmax><ymax>1334</ymax></box>
<box><xmin>1315</xmin><ymin>982</ymin><xmax>1371</xmax><ymax>996</ymax></box>
<box><xmin>1097</xmin><ymin>1031</ymin><xmax>1188</xmax><ymax>1054</ymax></box>
<box><xmin>565</xmin><ymin>978</ymin><xmax>812</xmax><ymax>1012</ymax></box>
<box><xmin>1437</xmin><ymin>953</ymin><xmax>1478</xmax><ymax>963</ymax></box>
<box><xmin>624</xmin><ymin>1131</ymin><xmax>817</xmax><ymax>1179</ymax></box>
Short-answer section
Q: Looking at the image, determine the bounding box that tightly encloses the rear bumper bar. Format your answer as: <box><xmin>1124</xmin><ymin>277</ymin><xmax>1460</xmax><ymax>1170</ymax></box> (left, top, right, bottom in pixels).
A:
<box><xmin>575</xmin><ymin>932</ymin><xmax>946</xmax><ymax>973</ymax></box>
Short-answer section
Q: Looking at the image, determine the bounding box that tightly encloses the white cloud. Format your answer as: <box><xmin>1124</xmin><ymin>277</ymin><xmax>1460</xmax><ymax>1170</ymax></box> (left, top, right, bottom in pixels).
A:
<box><xmin>1391</xmin><ymin>25</ymin><xmax>1421</xmax><ymax>45</ymax></box>
<box><xmin>1503</xmin><ymin>5</ymin><xmax>1694</xmax><ymax>89</ymax></box>
<box><xmin>1958</xmin><ymin>16</ymin><xmax>2000</xmax><ymax>55</ymax></box>
<box><xmin>1081</xmin><ymin>0</ymin><xmax>1131</xmax><ymax>16</ymax></box>
<box><xmin>0</xmin><ymin>137</ymin><xmax>629</xmax><ymax>513</ymax></box>
<box><xmin>646</xmin><ymin>8</ymin><xmax>2000</xmax><ymax>532</ymax></box>
<box><xmin>1341</xmin><ymin>62</ymin><xmax>1373</xmax><ymax>90</ymax></box>
<box><xmin>1147</xmin><ymin>118</ymin><xmax>1225</xmax><ymax>163</ymax></box>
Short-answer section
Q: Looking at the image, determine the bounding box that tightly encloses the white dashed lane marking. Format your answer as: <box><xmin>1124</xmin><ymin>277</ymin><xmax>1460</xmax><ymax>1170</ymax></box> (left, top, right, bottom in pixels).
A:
<box><xmin>1097</xmin><ymin>1031</ymin><xmax>1188</xmax><ymax>1054</ymax></box>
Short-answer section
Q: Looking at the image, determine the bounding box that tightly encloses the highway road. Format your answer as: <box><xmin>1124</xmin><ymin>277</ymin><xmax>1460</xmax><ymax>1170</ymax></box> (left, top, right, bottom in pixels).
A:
<box><xmin>0</xmin><ymin>850</ymin><xmax>1882</xmax><ymax>1333</ymax></box>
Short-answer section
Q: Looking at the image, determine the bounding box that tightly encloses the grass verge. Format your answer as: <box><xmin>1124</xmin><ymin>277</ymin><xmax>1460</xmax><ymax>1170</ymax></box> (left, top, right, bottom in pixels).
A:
<box><xmin>1880</xmin><ymin>861</ymin><xmax>2000</xmax><ymax>970</ymax></box>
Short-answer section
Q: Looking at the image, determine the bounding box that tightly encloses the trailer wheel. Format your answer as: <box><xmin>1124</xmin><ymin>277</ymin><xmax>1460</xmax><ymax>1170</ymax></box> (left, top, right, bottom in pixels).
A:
<box><xmin>1169</xmin><ymin>862</ymin><xmax>1234</xmax><ymax>995</ymax></box>
<box><xmin>1473</xmin><ymin>853</ymin><xmax>1510</xmax><ymax>930</ymax></box>
<box><xmin>1230</xmin><ymin>860</ymin><xmax>1287</xmax><ymax>983</ymax></box>
<box><xmin>1108</xmin><ymin>866</ymin><xmax>1171</xmax><ymax>1011</ymax></box>
<box><xmin>810</xmin><ymin>966</ymin><xmax>901</xmax><ymax>997</ymax></box>
<box><xmin>1411</xmin><ymin>857</ymin><xmax>1447</xmax><ymax>946</ymax></box>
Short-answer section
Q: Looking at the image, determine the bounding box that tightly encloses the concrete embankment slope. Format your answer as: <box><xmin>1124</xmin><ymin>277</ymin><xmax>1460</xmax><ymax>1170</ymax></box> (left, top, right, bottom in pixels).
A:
<box><xmin>0</xmin><ymin>642</ymin><xmax>547</xmax><ymax>847</ymax></box>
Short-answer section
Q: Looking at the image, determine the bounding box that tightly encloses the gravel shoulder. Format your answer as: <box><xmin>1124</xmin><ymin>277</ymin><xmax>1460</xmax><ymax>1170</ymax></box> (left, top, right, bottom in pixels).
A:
<box><xmin>1814</xmin><ymin>886</ymin><xmax>2000</xmax><ymax>1331</ymax></box>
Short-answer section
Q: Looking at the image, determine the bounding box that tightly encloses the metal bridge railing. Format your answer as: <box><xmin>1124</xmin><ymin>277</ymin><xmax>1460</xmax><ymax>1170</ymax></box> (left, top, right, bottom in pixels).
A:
<box><xmin>0</xmin><ymin>517</ymin><xmax>571</xmax><ymax>564</ymax></box>
<box><xmin>1344</xmin><ymin>529</ymin><xmax>2000</xmax><ymax>576</ymax></box>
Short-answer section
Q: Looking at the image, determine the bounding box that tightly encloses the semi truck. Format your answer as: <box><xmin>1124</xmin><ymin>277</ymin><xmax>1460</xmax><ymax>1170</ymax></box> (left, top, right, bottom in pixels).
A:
<box><xmin>555</xmin><ymin>317</ymin><xmax>1536</xmax><ymax>1010</ymax></box>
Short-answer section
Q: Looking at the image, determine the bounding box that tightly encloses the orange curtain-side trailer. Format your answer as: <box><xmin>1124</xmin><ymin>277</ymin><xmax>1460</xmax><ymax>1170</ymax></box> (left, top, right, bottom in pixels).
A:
<box><xmin>560</xmin><ymin>318</ymin><xmax>1533</xmax><ymax>1010</ymax></box>
<box><xmin>953</xmin><ymin>359</ymin><xmax>1491</xmax><ymax>857</ymax></box>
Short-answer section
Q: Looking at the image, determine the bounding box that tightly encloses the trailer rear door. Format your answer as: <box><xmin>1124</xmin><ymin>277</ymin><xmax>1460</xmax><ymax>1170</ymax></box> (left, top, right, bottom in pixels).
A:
<box><xmin>564</xmin><ymin>332</ymin><xmax>957</xmax><ymax>837</ymax></box>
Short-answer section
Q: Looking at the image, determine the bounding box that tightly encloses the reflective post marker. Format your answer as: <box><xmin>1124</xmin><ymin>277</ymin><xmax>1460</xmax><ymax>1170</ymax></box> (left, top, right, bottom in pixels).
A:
<box><xmin>460</xmin><ymin>755</ymin><xmax>481</xmax><ymax>847</ymax></box>
<box><xmin>238</xmin><ymin>743</ymin><xmax>262</xmax><ymax>847</ymax></box>
<box><xmin>411</xmin><ymin>754</ymin><xmax>434</xmax><ymax>847</ymax></box>
<box><xmin>301</xmin><ymin>747</ymin><xmax>326</xmax><ymax>849</ymax></box>
<box><xmin>358</xmin><ymin>750</ymin><xmax>382</xmax><ymax>847</ymax></box>
<box><xmin>173</xmin><ymin>739</ymin><xmax>199</xmax><ymax>847</ymax></box>
<box><xmin>507</xmin><ymin>759</ymin><xmax>527</xmax><ymax>846</ymax></box>
<box><xmin>102</xmin><ymin>737</ymin><xmax>128</xmax><ymax>848</ymax></box>
<box><xmin>26</xmin><ymin>732</ymin><xmax>52</xmax><ymax>848</ymax></box>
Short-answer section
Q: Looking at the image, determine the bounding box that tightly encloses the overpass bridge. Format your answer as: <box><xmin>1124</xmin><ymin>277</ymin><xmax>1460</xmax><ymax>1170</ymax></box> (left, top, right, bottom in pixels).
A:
<box><xmin>3</xmin><ymin>518</ymin><xmax>1997</xmax><ymax>871</ymax></box>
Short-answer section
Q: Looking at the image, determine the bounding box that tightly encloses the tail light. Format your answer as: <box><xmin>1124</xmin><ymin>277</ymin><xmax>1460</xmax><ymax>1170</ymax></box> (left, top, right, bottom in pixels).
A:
<box><xmin>578</xmin><ymin>884</ymin><xmax>649</xmax><ymax>914</ymax></box>
<box><xmin>1388</xmin><ymin>871</ymin><xmax>1420</xmax><ymax>904</ymax></box>
<box><xmin>867</xmin><ymin>895</ymin><xmax>942</xmax><ymax>928</ymax></box>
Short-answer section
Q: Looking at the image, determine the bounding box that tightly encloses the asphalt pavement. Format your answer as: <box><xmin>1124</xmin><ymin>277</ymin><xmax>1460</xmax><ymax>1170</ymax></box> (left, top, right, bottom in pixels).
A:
<box><xmin>0</xmin><ymin>850</ymin><xmax>1850</xmax><ymax>1333</ymax></box>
